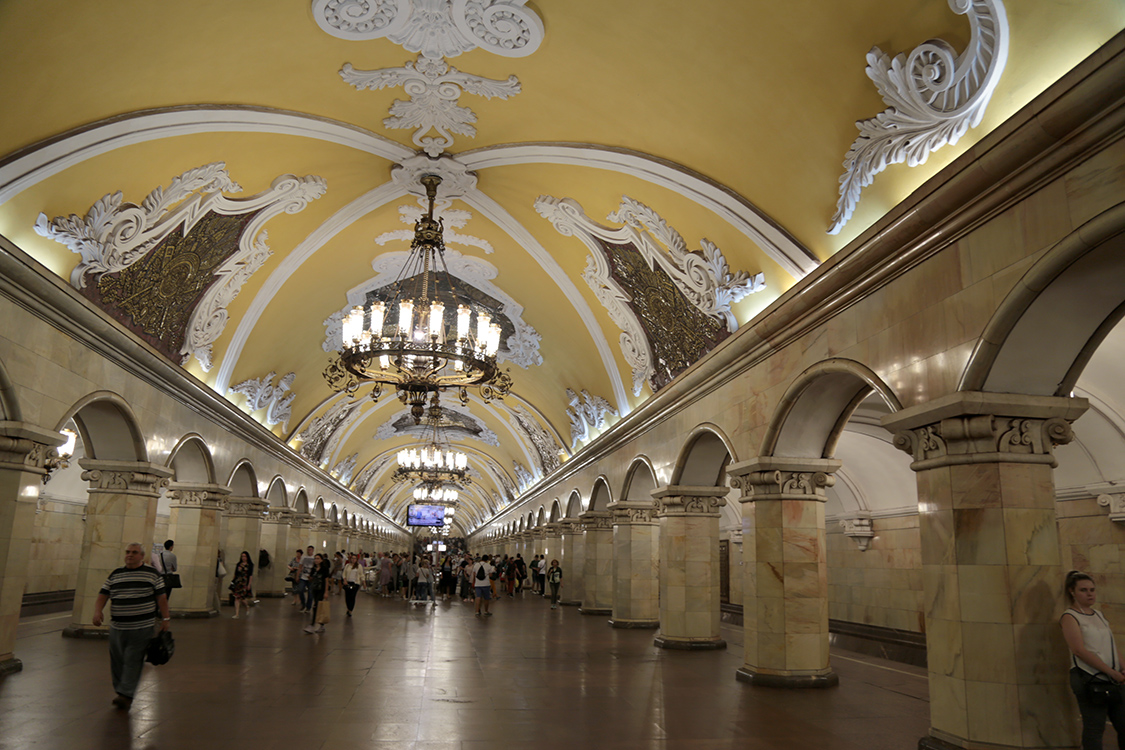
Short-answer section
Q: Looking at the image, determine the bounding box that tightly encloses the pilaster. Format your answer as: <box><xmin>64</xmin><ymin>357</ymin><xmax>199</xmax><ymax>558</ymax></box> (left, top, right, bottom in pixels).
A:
<box><xmin>607</xmin><ymin>500</ymin><xmax>659</xmax><ymax>629</ymax></box>
<box><xmin>729</xmin><ymin>456</ymin><xmax>840</xmax><ymax>687</ymax></box>
<box><xmin>64</xmin><ymin>459</ymin><xmax>173</xmax><ymax>638</ymax></box>
<box><xmin>883</xmin><ymin>392</ymin><xmax>1087</xmax><ymax>750</ymax></box>
<box><xmin>166</xmin><ymin>482</ymin><xmax>228</xmax><ymax>616</ymax></box>
<box><xmin>222</xmin><ymin>496</ymin><xmax>267</xmax><ymax>576</ymax></box>
<box><xmin>579</xmin><ymin>511</ymin><xmax>613</xmax><ymax>615</ymax></box>
<box><xmin>559</xmin><ymin>518</ymin><xmax>585</xmax><ymax>606</ymax></box>
<box><xmin>652</xmin><ymin>486</ymin><xmax>728</xmax><ymax>650</ymax></box>
<box><xmin>260</xmin><ymin>507</ymin><xmax>295</xmax><ymax>596</ymax></box>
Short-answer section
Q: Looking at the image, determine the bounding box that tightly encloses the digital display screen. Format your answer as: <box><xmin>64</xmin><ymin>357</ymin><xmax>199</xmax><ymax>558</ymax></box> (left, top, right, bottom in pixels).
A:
<box><xmin>407</xmin><ymin>504</ymin><xmax>445</xmax><ymax>526</ymax></box>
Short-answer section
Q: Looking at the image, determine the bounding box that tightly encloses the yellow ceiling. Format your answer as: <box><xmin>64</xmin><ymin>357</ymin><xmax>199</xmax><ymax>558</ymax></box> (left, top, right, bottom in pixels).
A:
<box><xmin>2</xmin><ymin>0</ymin><xmax>1122</xmax><ymax>530</ymax></box>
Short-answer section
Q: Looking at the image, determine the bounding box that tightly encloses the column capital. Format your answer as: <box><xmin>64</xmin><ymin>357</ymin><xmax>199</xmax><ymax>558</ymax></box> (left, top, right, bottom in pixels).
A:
<box><xmin>543</xmin><ymin>522</ymin><xmax>562</xmax><ymax>535</ymax></box>
<box><xmin>881</xmin><ymin>392</ymin><xmax>1088</xmax><ymax>470</ymax></box>
<box><xmin>652</xmin><ymin>485</ymin><xmax>728</xmax><ymax>517</ymax></box>
<box><xmin>578</xmin><ymin>510</ymin><xmax>612</xmax><ymax>530</ymax></box>
<box><xmin>0</xmin><ymin>421</ymin><xmax>66</xmax><ymax>475</ymax></box>
<box><xmin>225</xmin><ymin>495</ymin><xmax>268</xmax><ymax>517</ymax></box>
<box><xmin>167</xmin><ymin>482</ymin><xmax>230</xmax><ymax>510</ymax></box>
<box><xmin>287</xmin><ymin>511</ymin><xmax>311</xmax><ymax>528</ymax></box>
<box><xmin>530</xmin><ymin>528</ymin><xmax>546</xmax><ymax>540</ymax></box>
<box><xmin>78</xmin><ymin>458</ymin><xmax>173</xmax><ymax>495</ymax></box>
<box><xmin>607</xmin><ymin>500</ymin><xmax>658</xmax><ymax>525</ymax></box>
<box><xmin>727</xmin><ymin>457</ymin><xmax>841</xmax><ymax>503</ymax></box>
<box><xmin>558</xmin><ymin>517</ymin><xmax>583</xmax><ymax>534</ymax></box>
<box><xmin>264</xmin><ymin>507</ymin><xmax>293</xmax><ymax>523</ymax></box>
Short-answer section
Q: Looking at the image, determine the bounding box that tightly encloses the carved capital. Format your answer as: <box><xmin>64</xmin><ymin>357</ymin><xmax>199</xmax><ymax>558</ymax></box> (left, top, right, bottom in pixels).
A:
<box><xmin>167</xmin><ymin>482</ymin><xmax>230</xmax><ymax>510</ymax></box>
<box><xmin>1098</xmin><ymin>494</ymin><xmax>1125</xmax><ymax>523</ymax></box>
<box><xmin>607</xmin><ymin>500</ymin><xmax>657</xmax><ymax>526</ymax></box>
<box><xmin>78</xmin><ymin>459</ymin><xmax>173</xmax><ymax>496</ymax></box>
<box><xmin>558</xmin><ymin>518</ymin><xmax>582</xmax><ymax>535</ymax></box>
<box><xmin>652</xmin><ymin>485</ymin><xmax>728</xmax><ymax>518</ymax></box>
<box><xmin>882</xmin><ymin>393</ymin><xmax>1088</xmax><ymax>471</ymax></box>
<box><xmin>839</xmin><ymin>514</ymin><xmax>875</xmax><ymax>551</ymax></box>
<box><xmin>265</xmin><ymin>508</ymin><xmax>293</xmax><ymax>523</ymax></box>
<box><xmin>578</xmin><ymin>510</ymin><xmax>612</xmax><ymax>531</ymax></box>
<box><xmin>530</xmin><ymin>528</ymin><xmax>546</xmax><ymax>540</ymax></box>
<box><xmin>542</xmin><ymin>522</ymin><xmax>562</xmax><ymax>536</ymax></box>
<box><xmin>728</xmin><ymin>457</ymin><xmax>841</xmax><ymax>504</ymax></box>
<box><xmin>0</xmin><ymin>422</ymin><xmax>67</xmax><ymax>476</ymax></box>
<box><xmin>225</xmin><ymin>495</ymin><xmax>269</xmax><ymax>518</ymax></box>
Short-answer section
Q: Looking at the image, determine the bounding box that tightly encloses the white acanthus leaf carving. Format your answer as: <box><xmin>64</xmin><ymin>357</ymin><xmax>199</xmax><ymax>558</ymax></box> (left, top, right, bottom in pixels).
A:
<box><xmin>294</xmin><ymin>399</ymin><xmax>363</xmax><ymax>467</ymax></box>
<box><xmin>535</xmin><ymin>195</ymin><xmax>765</xmax><ymax>395</ymax></box>
<box><xmin>322</xmin><ymin>248</ymin><xmax>541</xmax><ymax>368</ymax></box>
<box><xmin>828</xmin><ymin>0</ymin><xmax>1009</xmax><ymax>235</ymax></box>
<box><xmin>341</xmin><ymin>56</ymin><xmax>521</xmax><ymax>157</ymax></box>
<box><xmin>565</xmin><ymin>388</ymin><xmax>618</xmax><ymax>449</ymax></box>
<box><xmin>331</xmin><ymin>453</ymin><xmax>359</xmax><ymax>485</ymax></box>
<box><xmin>374</xmin><ymin>201</ymin><xmax>493</xmax><ymax>254</ymax></box>
<box><xmin>510</xmin><ymin>405</ymin><xmax>561</xmax><ymax>476</ymax></box>
<box><xmin>512</xmin><ymin>460</ymin><xmax>535</xmax><ymax>492</ymax></box>
<box><xmin>311</xmin><ymin>0</ymin><xmax>544</xmax><ymax>59</ymax></box>
<box><xmin>229</xmin><ymin>371</ymin><xmax>297</xmax><ymax>430</ymax></box>
<box><xmin>1098</xmin><ymin>494</ymin><xmax>1125</xmax><ymax>523</ymax></box>
<box><xmin>34</xmin><ymin>164</ymin><xmax>327</xmax><ymax>370</ymax></box>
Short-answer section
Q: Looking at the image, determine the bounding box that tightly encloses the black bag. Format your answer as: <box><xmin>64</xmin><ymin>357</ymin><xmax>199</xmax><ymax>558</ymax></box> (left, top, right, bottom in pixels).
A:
<box><xmin>1086</xmin><ymin>673</ymin><xmax>1122</xmax><ymax>705</ymax></box>
<box><xmin>146</xmin><ymin>630</ymin><xmax>175</xmax><ymax>666</ymax></box>
<box><xmin>475</xmin><ymin>564</ymin><xmax>486</xmax><ymax>581</ymax></box>
<box><xmin>163</xmin><ymin>573</ymin><xmax>182</xmax><ymax>589</ymax></box>
<box><xmin>258</xmin><ymin>549</ymin><xmax>271</xmax><ymax>569</ymax></box>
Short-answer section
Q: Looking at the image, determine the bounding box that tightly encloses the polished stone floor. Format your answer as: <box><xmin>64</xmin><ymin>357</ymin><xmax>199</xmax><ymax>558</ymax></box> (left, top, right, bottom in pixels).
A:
<box><xmin>3</xmin><ymin>589</ymin><xmax>932</xmax><ymax>749</ymax></box>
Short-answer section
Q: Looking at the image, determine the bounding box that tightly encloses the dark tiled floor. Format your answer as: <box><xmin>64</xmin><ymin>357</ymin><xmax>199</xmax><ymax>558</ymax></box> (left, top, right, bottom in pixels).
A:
<box><xmin>3</xmin><ymin>591</ymin><xmax>931</xmax><ymax>749</ymax></box>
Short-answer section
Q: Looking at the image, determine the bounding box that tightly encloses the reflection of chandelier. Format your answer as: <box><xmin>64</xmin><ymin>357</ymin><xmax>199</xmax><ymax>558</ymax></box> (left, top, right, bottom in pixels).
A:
<box><xmin>323</xmin><ymin>173</ymin><xmax>513</xmax><ymax>423</ymax></box>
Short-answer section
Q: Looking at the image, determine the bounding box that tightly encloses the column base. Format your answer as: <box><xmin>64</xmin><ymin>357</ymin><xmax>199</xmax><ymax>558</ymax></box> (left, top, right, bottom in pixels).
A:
<box><xmin>170</xmin><ymin>608</ymin><xmax>219</xmax><ymax>619</ymax></box>
<box><xmin>609</xmin><ymin>618</ymin><xmax>659</xmax><ymax>629</ymax></box>
<box><xmin>0</xmin><ymin>656</ymin><xmax>22</xmax><ymax>675</ymax></box>
<box><xmin>61</xmin><ymin>624</ymin><xmax>109</xmax><ymax>640</ymax></box>
<box><xmin>735</xmin><ymin>667</ymin><xmax>839</xmax><ymax>688</ymax></box>
<box><xmin>579</xmin><ymin>607</ymin><xmax>612</xmax><ymax>616</ymax></box>
<box><xmin>654</xmin><ymin>635</ymin><xmax>727</xmax><ymax>651</ymax></box>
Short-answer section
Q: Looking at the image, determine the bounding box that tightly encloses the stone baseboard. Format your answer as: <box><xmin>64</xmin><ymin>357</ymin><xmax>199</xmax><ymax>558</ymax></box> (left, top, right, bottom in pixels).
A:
<box><xmin>654</xmin><ymin>635</ymin><xmax>726</xmax><ymax>651</ymax></box>
<box><xmin>579</xmin><ymin>607</ymin><xmax>611</xmax><ymax>616</ymax></box>
<box><xmin>735</xmin><ymin>667</ymin><xmax>839</xmax><ymax>688</ymax></box>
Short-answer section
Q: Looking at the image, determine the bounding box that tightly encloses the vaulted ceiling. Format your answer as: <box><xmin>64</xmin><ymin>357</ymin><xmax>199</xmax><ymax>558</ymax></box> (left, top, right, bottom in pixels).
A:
<box><xmin>1</xmin><ymin>0</ymin><xmax>1121</xmax><ymax>535</ymax></box>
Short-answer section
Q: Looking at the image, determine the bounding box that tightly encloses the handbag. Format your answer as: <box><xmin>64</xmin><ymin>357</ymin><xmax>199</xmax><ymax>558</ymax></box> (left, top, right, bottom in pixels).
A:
<box><xmin>216</xmin><ymin>560</ymin><xmax>227</xmax><ymax>577</ymax></box>
<box><xmin>1085</xmin><ymin>672</ymin><xmax>1122</xmax><ymax>705</ymax></box>
<box><xmin>315</xmin><ymin>598</ymin><xmax>331</xmax><ymax>624</ymax></box>
<box><xmin>160</xmin><ymin>553</ymin><xmax>182</xmax><ymax>589</ymax></box>
<box><xmin>145</xmin><ymin>630</ymin><xmax>175</xmax><ymax>666</ymax></box>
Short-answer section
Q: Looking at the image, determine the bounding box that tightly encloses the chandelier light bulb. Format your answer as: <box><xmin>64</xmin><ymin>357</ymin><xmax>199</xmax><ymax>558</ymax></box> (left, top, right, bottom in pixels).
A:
<box><xmin>342</xmin><ymin>306</ymin><xmax>364</xmax><ymax>346</ymax></box>
<box><xmin>398</xmin><ymin>300</ymin><xmax>413</xmax><ymax>338</ymax></box>
<box><xmin>429</xmin><ymin>301</ymin><xmax>444</xmax><ymax>341</ymax></box>
<box><xmin>369</xmin><ymin>301</ymin><xmax>385</xmax><ymax>339</ymax></box>
<box><xmin>476</xmin><ymin>311</ymin><xmax>491</xmax><ymax>352</ymax></box>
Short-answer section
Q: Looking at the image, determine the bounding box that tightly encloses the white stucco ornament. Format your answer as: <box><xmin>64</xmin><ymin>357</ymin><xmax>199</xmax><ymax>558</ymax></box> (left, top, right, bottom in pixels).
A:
<box><xmin>828</xmin><ymin>0</ymin><xmax>1009</xmax><ymax>235</ymax></box>
<box><xmin>565</xmin><ymin>388</ymin><xmax>618</xmax><ymax>449</ymax></box>
<box><xmin>311</xmin><ymin>0</ymin><xmax>544</xmax><ymax>59</ymax></box>
<box><xmin>229</xmin><ymin>371</ymin><xmax>297</xmax><ymax>430</ymax></box>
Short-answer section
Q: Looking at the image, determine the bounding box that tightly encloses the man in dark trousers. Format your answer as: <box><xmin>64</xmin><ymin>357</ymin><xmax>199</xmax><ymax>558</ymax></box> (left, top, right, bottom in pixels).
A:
<box><xmin>92</xmin><ymin>542</ymin><xmax>171</xmax><ymax>710</ymax></box>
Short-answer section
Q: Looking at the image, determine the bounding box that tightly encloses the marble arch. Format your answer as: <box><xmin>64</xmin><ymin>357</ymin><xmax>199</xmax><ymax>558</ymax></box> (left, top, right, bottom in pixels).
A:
<box><xmin>962</xmin><ymin>204</ymin><xmax>1125</xmax><ymax>397</ymax></box>
<box><xmin>166</xmin><ymin>435</ymin><xmax>215</xmax><ymax>484</ymax></box>
<box><xmin>227</xmin><ymin>461</ymin><xmax>260</xmax><ymax>497</ymax></box>
<box><xmin>564</xmin><ymin>490</ymin><xmax>582</xmax><ymax>518</ymax></box>
<box><xmin>761</xmin><ymin>359</ymin><xmax>903</xmax><ymax>460</ymax></box>
<box><xmin>670</xmin><ymin>424</ymin><xmax>737</xmax><ymax>487</ymax></box>
<box><xmin>293</xmin><ymin>488</ymin><xmax>310</xmax><ymax>515</ymax></box>
<box><xmin>0</xmin><ymin>356</ymin><xmax>19</xmax><ymax>421</ymax></box>
<box><xmin>620</xmin><ymin>459</ymin><xmax>657</xmax><ymax>503</ymax></box>
<box><xmin>589</xmin><ymin>476</ymin><xmax>613</xmax><ymax>512</ymax></box>
<box><xmin>57</xmin><ymin>392</ymin><xmax>146</xmax><ymax>462</ymax></box>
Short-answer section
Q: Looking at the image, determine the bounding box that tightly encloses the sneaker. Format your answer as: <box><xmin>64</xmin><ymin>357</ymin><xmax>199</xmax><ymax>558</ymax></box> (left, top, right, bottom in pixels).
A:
<box><xmin>346</xmin><ymin>611</ymin><xmax>353</xmax><ymax>617</ymax></box>
<box><xmin>303</xmin><ymin>625</ymin><xmax>316</xmax><ymax>634</ymax></box>
<box><xmin>315</xmin><ymin>625</ymin><xmax>326</xmax><ymax>633</ymax></box>
<box><xmin>484</xmin><ymin>612</ymin><xmax>493</xmax><ymax>616</ymax></box>
<box><xmin>232</xmin><ymin>615</ymin><xmax>239</xmax><ymax>619</ymax></box>
<box><xmin>111</xmin><ymin>694</ymin><xmax>132</xmax><ymax>710</ymax></box>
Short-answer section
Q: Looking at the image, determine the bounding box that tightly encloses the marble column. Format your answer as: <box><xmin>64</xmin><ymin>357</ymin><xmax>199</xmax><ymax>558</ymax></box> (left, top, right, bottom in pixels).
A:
<box><xmin>559</xmin><ymin>518</ymin><xmax>585</xmax><ymax>606</ymax></box>
<box><xmin>307</xmin><ymin>519</ymin><xmax>330</xmax><ymax>555</ymax></box>
<box><xmin>329</xmin><ymin>522</ymin><xmax>345</xmax><ymax>555</ymax></box>
<box><xmin>259</xmin><ymin>508</ymin><xmax>294</xmax><ymax>596</ymax></box>
<box><xmin>607</xmin><ymin>500</ymin><xmax>660</xmax><ymax>629</ymax></box>
<box><xmin>884</xmin><ymin>392</ymin><xmax>1087</xmax><ymax>750</ymax></box>
<box><xmin>542</xmin><ymin>523</ymin><xmax>562</xmax><ymax>565</ymax></box>
<box><xmin>579</xmin><ymin>511</ymin><xmax>613</xmax><ymax>616</ymax></box>
<box><xmin>728</xmin><ymin>457</ymin><xmax>839</xmax><ymax>687</ymax></box>
<box><xmin>64</xmin><ymin>459</ymin><xmax>173</xmax><ymax>638</ymax></box>
<box><xmin>165</xmin><ymin>482</ymin><xmax>228</xmax><ymax>616</ymax></box>
<box><xmin>0</xmin><ymin>423</ymin><xmax>63</xmax><ymax>672</ymax></box>
<box><xmin>652</xmin><ymin>485</ymin><xmax>728</xmax><ymax>650</ymax></box>
<box><xmin>222</xmin><ymin>496</ymin><xmax>267</xmax><ymax>574</ymax></box>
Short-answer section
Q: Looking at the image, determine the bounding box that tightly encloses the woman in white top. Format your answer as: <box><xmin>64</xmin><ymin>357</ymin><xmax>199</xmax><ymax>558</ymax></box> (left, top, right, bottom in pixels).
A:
<box><xmin>342</xmin><ymin>553</ymin><xmax>363</xmax><ymax>617</ymax></box>
<box><xmin>1061</xmin><ymin>570</ymin><xmax>1125</xmax><ymax>750</ymax></box>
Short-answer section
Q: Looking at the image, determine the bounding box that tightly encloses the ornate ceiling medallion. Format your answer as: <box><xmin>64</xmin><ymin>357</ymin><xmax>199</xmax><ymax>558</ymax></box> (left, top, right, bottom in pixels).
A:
<box><xmin>828</xmin><ymin>0</ymin><xmax>1009</xmax><ymax>235</ymax></box>
<box><xmin>34</xmin><ymin>163</ymin><xmax>326</xmax><ymax>370</ymax></box>
<box><xmin>536</xmin><ymin>196</ymin><xmax>766</xmax><ymax>395</ymax></box>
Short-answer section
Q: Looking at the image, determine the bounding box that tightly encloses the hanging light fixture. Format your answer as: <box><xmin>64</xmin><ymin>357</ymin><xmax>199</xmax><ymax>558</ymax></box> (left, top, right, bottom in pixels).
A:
<box><xmin>391</xmin><ymin>392</ymin><xmax>471</xmax><ymax>486</ymax></box>
<box><xmin>323</xmin><ymin>174</ymin><xmax>513</xmax><ymax>423</ymax></box>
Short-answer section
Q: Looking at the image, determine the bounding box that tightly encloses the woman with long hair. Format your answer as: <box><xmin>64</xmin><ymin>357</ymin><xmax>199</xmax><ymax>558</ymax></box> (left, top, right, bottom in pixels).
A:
<box><xmin>230</xmin><ymin>551</ymin><xmax>254</xmax><ymax>619</ymax></box>
<box><xmin>303</xmin><ymin>553</ymin><xmax>331</xmax><ymax>634</ymax></box>
<box><xmin>1062</xmin><ymin>570</ymin><xmax>1125</xmax><ymax>749</ymax></box>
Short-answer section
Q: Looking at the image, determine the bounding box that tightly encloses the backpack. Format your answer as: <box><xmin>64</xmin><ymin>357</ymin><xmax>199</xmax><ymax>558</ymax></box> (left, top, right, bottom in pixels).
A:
<box><xmin>258</xmin><ymin>549</ymin><xmax>271</xmax><ymax>569</ymax></box>
<box><xmin>476</xmin><ymin>564</ymin><xmax>486</xmax><ymax>581</ymax></box>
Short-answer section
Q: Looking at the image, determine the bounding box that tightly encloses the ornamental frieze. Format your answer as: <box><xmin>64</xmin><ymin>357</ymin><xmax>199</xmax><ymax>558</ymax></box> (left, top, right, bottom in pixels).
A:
<box><xmin>79</xmin><ymin>462</ymin><xmax>172</xmax><ymax>495</ymax></box>
<box><xmin>579</xmin><ymin>511</ymin><xmax>612</xmax><ymax>531</ymax></box>
<box><xmin>891</xmin><ymin>415</ymin><xmax>1075</xmax><ymax>468</ymax></box>
<box><xmin>607</xmin><ymin>501</ymin><xmax>657</xmax><ymax>526</ymax></box>
<box><xmin>653</xmin><ymin>488</ymin><xmax>728</xmax><ymax>518</ymax></box>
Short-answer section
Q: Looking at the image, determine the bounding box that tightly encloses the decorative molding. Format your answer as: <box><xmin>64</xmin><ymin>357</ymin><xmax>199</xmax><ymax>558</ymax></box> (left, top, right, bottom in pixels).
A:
<box><xmin>294</xmin><ymin>398</ymin><xmax>364</xmax><ymax>467</ymax></box>
<box><xmin>512</xmin><ymin>460</ymin><xmax>534</xmax><ymax>491</ymax></box>
<box><xmin>331</xmin><ymin>453</ymin><xmax>358</xmax><ymax>485</ymax></box>
<box><xmin>373</xmin><ymin>200</ymin><xmax>494</xmax><ymax>254</ymax></box>
<box><xmin>341</xmin><ymin>56</ymin><xmax>521</xmax><ymax>157</ymax></box>
<box><xmin>312</xmin><ymin>0</ymin><xmax>544</xmax><ymax>59</ymax></box>
<box><xmin>373</xmin><ymin>403</ymin><xmax>500</xmax><ymax>446</ymax></box>
<box><xmin>607</xmin><ymin>501</ymin><xmax>656</xmax><ymax>526</ymax></box>
<box><xmin>226</xmin><ymin>496</ymin><xmax>269</xmax><ymax>517</ymax></box>
<box><xmin>891</xmin><ymin>415</ymin><xmax>1075</xmax><ymax>469</ymax></box>
<box><xmin>728</xmin><ymin>457</ymin><xmax>840</xmax><ymax>503</ymax></box>
<box><xmin>1098</xmin><ymin>494</ymin><xmax>1125</xmax><ymax>523</ymax></box>
<box><xmin>353</xmin><ymin>455</ymin><xmax>394</xmax><ymax>497</ymax></box>
<box><xmin>322</xmin><ymin>248</ymin><xmax>541</xmax><ymax>368</ymax></box>
<box><xmin>536</xmin><ymin>195</ymin><xmax>765</xmax><ymax>395</ymax></box>
<box><xmin>578</xmin><ymin>510</ymin><xmax>612</xmax><ymax>531</ymax></box>
<box><xmin>839</xmin><ymin>514</ymin><xmax>875</xmax><ymax>551</ymax></box>
<box><xmin>653</xmin><ymin>492</ymin><xmax>727</xmax><ymax>518</ymax></box>
<box><xmin>510</xmin><ymin>405</ymin><xmax>561</xmax><ymax>476</ymax></box>
<box><xmin>34</xmin><ymin>163</ymin><xmax>327</xmax><ymax>370</ymax></box>
<box><xmin>565</xmin><ymin>388</ymin><xmax>618</xmax><ymax>449</ymax></box>
<box><xmin>229</xmin><ymin>371</ymin><xmax>296</xmax><ymax>430</ymax></box>
<box><xmin>828</xmin><ymin>0</ymin><xmax>1009</xmax><ymax>235</ymax></box>
<box><xmin>392</xmin><ymin>153</ymin><xmax>478</xmax><ymax>200</ymax></box>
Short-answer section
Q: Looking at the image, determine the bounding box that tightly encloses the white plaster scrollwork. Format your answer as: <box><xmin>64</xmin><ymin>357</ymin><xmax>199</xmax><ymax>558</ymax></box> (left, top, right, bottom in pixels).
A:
<box><xmin>512</xmin><ymin>460</ymin><xmax>534</xmax><ymax>491</ymax></box>
<box><xmin>828</xmin><ymin>0</ymin><xmax>1009</xmax><ymax>235</ymax></box>
<box><xmin>294</xmin><ymin>399</ymin><xmax>364</xmax><ymax>467</ymax></box>
<box><xmin>839</xmin><ymin>515</ymin><xmax>875</xmax><ymax>551</ymax></box>
<box><xmin>341</xmin><ymin>57</ymin><xmax>521</xmax><ymax>157</ymax></box>
<box><xmin>565</xmin><ymin>388</ymin><xmax>618</xmax><ymax>449</ymax></box>
<box><xmin>34</xmin><ymin>164</ymin><xmax>327</xmax><ymax>370</ymax></box>
<box><xmin>392</xmin><ymin>154</ymin><xmax>478</xmax><ymax>199</ymax></box>
<box><xmin>535</xmin><ymin>195</ymin><xmax>766</xmax><ymax>395</ymax></box>
<box><xmin>311</xmin><ymin>0</ymin><xmax>544</xmax><ymax>59</ymax></box>
<box><xmin>1097</xmin><ymin>494</ymin><xmax>1125</xmax><ymax>523</ymax></box>
<box><xmin>332</xmin><ymin>453</ymin><xmax>359</xmax><ymax>485</ymax></box>
<box><xmin>229</xmin><ymin>371</ymin><xmax>296</xmax><ymax>430</ymax></box>
<box><xmin>322</xmin><ymin>248</ymin><xmax>541</xmax><ymax>368</ymax></box>
<box><xmin>374</xmin><ymin>202</ymin><xmax>493</xmax><ymax>254</ymax></box>
<box><xmin>510</xmin><ymin>405</ymin><xmax>561</xmax><ymax>476</ymax></box>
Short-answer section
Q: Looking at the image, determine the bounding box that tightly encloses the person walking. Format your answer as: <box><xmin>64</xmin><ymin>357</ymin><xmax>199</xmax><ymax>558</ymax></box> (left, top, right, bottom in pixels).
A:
<box><xmin>343</xmin><ymin>552</ymin><xmax>362</xmax><ymax>617</ymax></box>
<box><xmin>472</xmin><ymin>555</ymin><xmax>496</xmax><ymax>617</ymax></box>
<box><xmin>287</xmin><ymin>549</ymin><xmax>304</xmax><ymax>607</ymax></box>
<box><xmin>1062</xmin><ymin>570</ymin><xmax>1125</xmax><ymax>749</ymax></box>
<box><xmin>298</xmin><ymin>545</ymin><xmax>315</xmax><ymax>612</ymax></box>
<box><xmin>304</xmin><ymin>553</ymin><xmax>331</xmax><ymax>634</ymax></box>
<box><xmin>91</xmin><ymin>542</ymin><xmax>171</xmax><ymax>710</ymax></box>
<box><xmin>439</xmin><ymin>554</ymin><xmax>454</xmax><ymax>601</ymax></box>
<box><xmin>403</xmin><ymin>555</ymin><xmax>419</xmax><ymax>601</ymax></box>
<box><xmin>378</xmin><ymin>552</ymin><xmax>392</xmax><ymax>596</ymax></box>
<box><xmin>152</xmin><ymin>540</ymin><xmax>179</xmax><ymax>603</ymax></box>
<box><xmin>229</xmin><ymin>551</ymin><xmax>254</xmax><ymax>618</ymax></box>
<box><xmin>330</xmin><ymin>551</ymin><xmax>344</xmax><ymax>595</ymax></box>
<box><xmin>415</xmin><ymin>558</ymin><xmax>436</xmax><ymax>604</ymax></box>
<box><xmin>546</xmin><ymin>559</ymin><xmax>562</xmax><ymax>609</ymax></box>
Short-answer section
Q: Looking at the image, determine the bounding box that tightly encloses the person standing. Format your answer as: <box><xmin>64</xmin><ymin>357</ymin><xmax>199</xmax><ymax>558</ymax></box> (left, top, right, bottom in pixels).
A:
<box><xmin>229</xmin><ymin>551</ymin><xmax>254</xmax><ymax>619</ymax></box>
<box><xmin>472</xmin><ymin>555</ymin><xmax>495</xmax><ymax>617</ymax></box>
<box><xmin>304</xmin><ymin>553</ymin><xmax>331</xmax><ymax>634</ymax></box>
<box><xmin>1061</xmin><ymin>570</ymin><xmax>1125</xmax><ymax>749</ymax></box>
<box><xmin>343</xmin><ymin>553</ymin><xmax>362</xmax><ymax>617</ymax></box>
<box><xmin>415</xmin><ymin>558</ymin><xmax>436</xmax><ymax>603</ymax></box>
<box><xmin>546</xmin><ymin>559</ymin><xmax>562</xmax><ymax>609</ymax></box>
<box><xmin>298</xmin><ymin>545</ymin><xmax>315</xmax><ymax>612</ymax></box>
<box><xmin>287</xmin><ymin>549</ymin><xmax>304</xmax><ymax>607</ymax></box>
<box><xmin>92</xmin><ymin>542</ymin><xmax>171</xmax><ymax>710</ymax></box>
<box><xmin>152</xmin><ymin>540</ymin><xmax>179</xmax><ymax>603</ymax></box>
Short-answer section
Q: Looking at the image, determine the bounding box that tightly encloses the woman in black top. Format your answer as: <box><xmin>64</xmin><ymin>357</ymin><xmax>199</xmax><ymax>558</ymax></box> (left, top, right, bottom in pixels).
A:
<box><xmin>303</xmin><ymin>554</ymin><xmax>331</xmax><ymax>634</ymax></box>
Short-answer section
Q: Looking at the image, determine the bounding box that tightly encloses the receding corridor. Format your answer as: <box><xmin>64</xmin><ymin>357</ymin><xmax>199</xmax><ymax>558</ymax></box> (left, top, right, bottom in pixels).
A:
<box><xmin>4</xmin><ymin>592</ymin><xmax>931</xmax><ymax>749</ymax></box>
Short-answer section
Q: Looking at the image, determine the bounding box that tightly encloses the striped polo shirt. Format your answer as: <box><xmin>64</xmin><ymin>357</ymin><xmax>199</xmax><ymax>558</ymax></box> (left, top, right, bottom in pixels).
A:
<box><xmin>99</xmin><ymin>565</ymin><xmax>165</xmax><ymax>630</ymax></box>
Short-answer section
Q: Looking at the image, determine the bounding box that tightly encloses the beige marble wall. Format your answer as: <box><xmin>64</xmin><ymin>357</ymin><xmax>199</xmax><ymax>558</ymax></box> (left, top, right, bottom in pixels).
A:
<box><xmin>827</xmin><ymin>515</ymin><xmax>924</xmax><ymax>633</ymax></box>
<box><xmin>1057</xmin><ymin>496</ymin><xmax>1125</xmax><ymax>641</ymax></box>
<box><xmin>26</xmin><ymin>498</ymin><xmax>84</xmax><ymax>594</ymax></box>
<box><xmin>608</xmin><ymin>502</ymin><xmax>660</xmax><ymax>628</ymax></box>
<box><xmin>165</xmin><ymin>485</ymin><xmax>225</xmax><ymax>614</ymax></box>
<box><xmin>655</xmin><ymin>489</ymin><xmax>725</xmax><ymax>648</ymax></box>
<box><xmin>581</xmin><ymin>513</ymin><xmax>612</xmax><ymax>614</ymax></box>
<box><xmin>559</xmin><ymin>521</ymin><xmax>585</xmax><ymax>605</ymax></box>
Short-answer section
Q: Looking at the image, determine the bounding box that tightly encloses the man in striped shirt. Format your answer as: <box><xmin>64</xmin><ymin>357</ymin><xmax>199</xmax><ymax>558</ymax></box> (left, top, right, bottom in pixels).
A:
<box><xmin>92</xmin><ymin>542</ymin><xmax>171</xmax><ymax>710</ymax></box>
